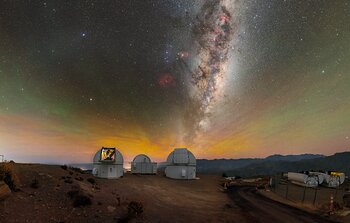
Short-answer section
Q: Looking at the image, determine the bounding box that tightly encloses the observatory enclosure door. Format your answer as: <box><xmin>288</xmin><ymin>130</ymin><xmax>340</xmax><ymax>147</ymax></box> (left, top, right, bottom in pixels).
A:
<box><xmin>189</xmin><ymin>167</ymin><xmax>196</xmax><ymax>179</ymax></box>
<box><xmin>107</xmin><ymin>165</ymin><xmax>117</xmax><ymax>178</ymax></box>
<box><xmin>181</xmin><ymin>168</ymin><xmax>186</xmax><ymax>177</ymax></box>
<box><xmin>141</xmin><ymin>163</ymin><xmax>146</xmax><ymax>173</ymax></box>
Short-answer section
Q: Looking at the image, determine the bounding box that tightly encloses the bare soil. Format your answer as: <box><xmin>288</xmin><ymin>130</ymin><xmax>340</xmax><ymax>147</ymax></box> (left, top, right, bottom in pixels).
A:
<box><xmin>0</xmin><ymin>163</ymin><xmax>239</xmax><ymax>223</ymax></box>
<box><xmin>2</xmin><ymin>163</ymin><xmax>347</xmax><ymax>223</ymax></box>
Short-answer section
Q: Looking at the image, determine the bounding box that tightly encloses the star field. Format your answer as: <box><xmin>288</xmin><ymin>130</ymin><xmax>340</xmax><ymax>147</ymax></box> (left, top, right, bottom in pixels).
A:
<box><xmin>0</xmin><ymin>0</ymin><xmax>349</xmax><ymax>163</ymax></box>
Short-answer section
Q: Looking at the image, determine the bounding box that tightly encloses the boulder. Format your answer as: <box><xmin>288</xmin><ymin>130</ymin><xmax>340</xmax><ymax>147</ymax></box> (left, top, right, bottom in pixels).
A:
<box><xmin>0</xmin><ymin>181</ymin><xmax>11</xmax><ymax>200</ymax></box>
<box><xmin>107</xmin><ymin>205</ymin><xmax>116</xmax><ymax>212</ymax></box>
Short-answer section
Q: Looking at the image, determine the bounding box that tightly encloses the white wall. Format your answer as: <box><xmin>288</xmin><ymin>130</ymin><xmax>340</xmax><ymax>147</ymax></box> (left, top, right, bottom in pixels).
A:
<box><xmin>131</xmin><ymin>162</ymin><xmax>157</xmax><ymax>174</ymax></box>
<box><xmin>165</xmin><ymin>166</ymin><xmax>196</xmax><ymax>180</ymax></box>
<box><xmin>93</xmin><ymin>163</ymin><xmax>123</xmax><ymax>179</ymax></box>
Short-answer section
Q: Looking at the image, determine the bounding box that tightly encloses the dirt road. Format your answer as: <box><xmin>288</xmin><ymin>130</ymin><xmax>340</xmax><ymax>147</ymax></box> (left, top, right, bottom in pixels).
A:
<box><xmin>228</xmin><ymin>186</ymin><xmax>339</xmax><ymax>223</ymax></box>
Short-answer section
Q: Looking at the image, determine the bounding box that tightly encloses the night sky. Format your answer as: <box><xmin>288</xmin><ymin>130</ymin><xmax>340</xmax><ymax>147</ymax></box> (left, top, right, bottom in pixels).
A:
<box><xmin>0</xmin><ymin>0</ymin><xmax>349</xmax><ymax>163</ymax></box>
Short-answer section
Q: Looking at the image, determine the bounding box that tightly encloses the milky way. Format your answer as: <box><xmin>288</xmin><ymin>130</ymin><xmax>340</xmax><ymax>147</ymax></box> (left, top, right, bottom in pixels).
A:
<box><xmin>181</xmin><ymin>0</ymin><xmax>239</xmax><ymax>142</ymax></box>
<box><xmin>0</xmin><ymin>0</ymin><xmax>349</xmax><ymax>163</ymax></box>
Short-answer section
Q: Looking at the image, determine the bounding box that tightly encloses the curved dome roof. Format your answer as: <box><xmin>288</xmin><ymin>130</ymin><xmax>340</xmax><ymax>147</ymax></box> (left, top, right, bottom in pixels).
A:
<box><xmin>93</xmin><ymin>147</ymin><xmax>123</xmax><ymax>164</ymax></box>
<box><xmin>166</xmin><ymin>148</ymin><xmax>196</xmax><ymax>166</ymax></box>
<box><xmin>132</xmin><ymin>154</ymin><xmax>151</xmax><ymax>163</ymax></box>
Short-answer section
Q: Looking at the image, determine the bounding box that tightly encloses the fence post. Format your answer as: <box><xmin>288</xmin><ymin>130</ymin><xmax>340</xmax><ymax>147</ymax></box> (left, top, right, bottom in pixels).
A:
<box><xmin>302</xmin><ymin>186</ymin><xmax>306</xmax><ymax>203</ymax></box>
<box><xmin>285</xmin><ymin>182</ymin><xmax>289</xmax><ymax>199</ymax></box>
<box><xmin>334</xmin><ymin>187</ymin><xmax>338</xmax><ymax>202</ymax></box>
<box><xmin>313</xmin><ymin>188</ymin><xmax>318</xmax><ymax>206</ymax></box>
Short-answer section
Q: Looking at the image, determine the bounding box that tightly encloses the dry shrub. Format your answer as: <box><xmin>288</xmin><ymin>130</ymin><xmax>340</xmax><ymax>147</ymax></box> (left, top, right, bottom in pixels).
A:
<box><xmin>225</xmin><ymin>203</ymin><xmax>232</xmax><ymax>208</ymax></box>
<box><xmin>69</xmin><ymin>166</ymin><xmax>84</xmax><ymax>174</ymax></box>
<box><xmin>75</xmin><ymin>176</ymin><xmax>84</xmax><ymax>181</ymax></box>
<box><xmin>64</xmin><ymin>178</ymin><xmax>73</xmax><ymax>184</ymax></box>
<box><xmin>73</xmin><ymin>194</ymin><xmax>92</xmax><ymax>207</ymax></box>
<box><xmin>127</xmin><ymin>201</ymin><xmax>143</xmax><ymax>216</ymax></box>
<box><xmin>87</xmin><ymin>178</ymin><xmax>96</xmax><ymax>185</ymax></box>
<box><xmin>67</xmin><ymin>188</ymin><xmax>92</xmax><ymax>207</ymax></box>
<box><xmin>118</xmin><ymin>201</ymin><xmax>144</xmax><ymax>223</ymax></box>
<box><xmin>0</xmin><ymin>163</ymin><xmax>19</xmax><ymax>191</ymax></box>
<box><xmin>67</xmin><ymin>189</ymin><xmax>80</xmax><ymax>198</ymax></box>
<box><xmin>30</xmin><ymin>178</ymin><xmax>39</xmax><ymax>189</ymax></box>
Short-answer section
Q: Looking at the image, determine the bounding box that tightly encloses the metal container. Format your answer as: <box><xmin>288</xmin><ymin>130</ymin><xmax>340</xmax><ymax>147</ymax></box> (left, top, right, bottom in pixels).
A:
<box><xmin>287</xmin><ymin>172</ymin><xmax>318</xmax><ymax>187</ymax></box>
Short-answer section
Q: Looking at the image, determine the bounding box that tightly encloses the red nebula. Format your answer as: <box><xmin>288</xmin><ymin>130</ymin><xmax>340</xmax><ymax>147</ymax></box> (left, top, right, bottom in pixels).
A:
<box><xmin>219</xmin><ymin>15</ymin><xmax>230</xmax><ymax>22</ymax></box>
<box><xmin>158</xmin><ymin>73</ymin><xmax>176</xmax><ymax>88</ymax></box>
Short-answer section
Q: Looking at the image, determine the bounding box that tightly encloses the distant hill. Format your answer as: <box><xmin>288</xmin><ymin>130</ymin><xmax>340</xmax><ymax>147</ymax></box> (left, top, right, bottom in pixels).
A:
<box><xmin>265</xmin><ymin>154</ymin><xmax>324</xmax><ymax>162</ymax></box>
<box><xmin>232</xmin><ymin>152</ymin><xmax>349</xmax><ymax>177</ymax></box>
<box><xmin>197</xmin><ymin>158</ymin><xmax>262</xmax><ymax>174</ymax></box>
<box><xmin>198</xmin><ymin>152</ymin><xmax>349</xmax><ymax>177</ymax></box>
<box><xmin>197</xmin><ymin>153</ymin><xmax>324</xmax><ymax>175</ymax></box>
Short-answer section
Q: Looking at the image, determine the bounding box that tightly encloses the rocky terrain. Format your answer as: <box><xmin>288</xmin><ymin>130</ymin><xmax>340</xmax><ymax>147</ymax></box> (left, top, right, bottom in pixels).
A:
<box><xmin>0</xmin><ymin>163</ymin><xmax>238</xmax><ymax>223</ymax></box>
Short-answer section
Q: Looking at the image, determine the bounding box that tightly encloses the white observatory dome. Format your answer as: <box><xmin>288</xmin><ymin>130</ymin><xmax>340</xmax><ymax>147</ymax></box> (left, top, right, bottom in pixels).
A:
<box><xmin>166</xmin><ymin>148</ymin><xmax>196</xmax><ymax>166</ymax></box>
<box><xmin>93</xmin><ymin>147</ymin><xmax>123</xmax><ymax>165</ymax></box>
<box><xmin>133</xmin><ymin>154</ymin><xmax>151</xmax><ymax>163</ymax></box>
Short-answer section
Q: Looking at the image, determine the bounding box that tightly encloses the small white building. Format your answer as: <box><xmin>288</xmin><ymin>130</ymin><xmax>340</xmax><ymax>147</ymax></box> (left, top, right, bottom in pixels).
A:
<box><xmin>131</xmin><ymin>154</ymin><xmax>157</xmax><ymax>174</ymax></box>
<box><xmin>92</xmin><ymin>147</ymin><xmax>124</xmax><ymax>179</ymax></box>
<box><xmin>165</xmin><ymin>148</ymin><xmax>196</xmax><ymax>180</ymax></box>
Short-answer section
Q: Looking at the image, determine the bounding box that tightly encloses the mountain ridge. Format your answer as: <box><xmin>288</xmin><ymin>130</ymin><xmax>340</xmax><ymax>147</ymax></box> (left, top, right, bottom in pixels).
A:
<box><xmin>197</xmin><ymin>152</ymin><xmax>349</xmax><ymax>177</ymax></box>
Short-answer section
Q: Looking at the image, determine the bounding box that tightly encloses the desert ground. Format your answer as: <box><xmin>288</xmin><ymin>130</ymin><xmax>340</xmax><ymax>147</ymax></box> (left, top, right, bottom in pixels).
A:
<box><xmin>0</xmin><ymin>163</ymin><xmax>240</xmax><ymax>223</ymax></box>
<box><xmin>0</xmin><ymin>163</ymin><xmax>348</xmax><ymax>223</ymax></box>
